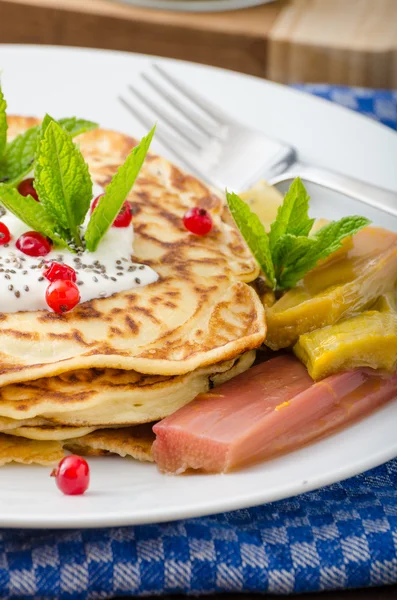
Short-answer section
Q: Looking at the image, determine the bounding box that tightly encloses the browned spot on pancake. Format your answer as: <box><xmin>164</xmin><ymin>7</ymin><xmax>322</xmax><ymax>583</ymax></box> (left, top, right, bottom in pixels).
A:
<box><xmin>111</xmin><ymin>308</ymin><xmax>123</xmax><ymax>315</ymax></box>
<box><xmin>0</xmin><ymin>313</ymin><xmax>7</xmax><ymax>321</ymax></box>
<box><xmin>134</xmin><ymin>306</ymin><xmax>161</xmax><ymax>325</ymax></box>
<box><xmin>38</xmin><ymin>312</ymin><xmax>66</xmax><ymax>323</ymax></box>
<box><xmin>150</xmin><ymin>296</ymin><xmax>162</xmax><ymax>305</ymax></box>
<box><xmin>125</xmin><ymin>316</ymin><xmax>139</xmax><ymax>334</ymax></box>
<box><xmin>72</xmin><ymin>330</ymin><xmax>90</xmax><ymax>347</ymax></box>
<box><xmin>165</xmin><ymin>290</ymin><xmax>181</xmax><ymax>298</ymax></box>
<box><xmin>48</xmin><ymin>333</ymin><xmax>70</xmax><ymax>341</ymax></box>
<box><xmin>164</xmin><ymin>301</ymin><xmax>177</xmax><ymax>309</ymax></box>
<box><xmin>17</xmin><ymin>404</ymin><xmax>27</xmax><ymax>411</ymax></box>
<box><xmin>125</xmin><ymin>294</ymin><xmax>138</xmax><ymax>303</ymax></box>
<box><xmin>110</xmin><ymin>327</ymin><xmax>123</xmax><ymax>336</ymax></box>
<box><xmin>2</xmin><ymin>329</ymin><xmax>39</xmax><ymax>340</ymax></box>
<box><xmin>74</xmin><ymin>305</ymin><xmax>103</xmax><ymax>319</ymax></box>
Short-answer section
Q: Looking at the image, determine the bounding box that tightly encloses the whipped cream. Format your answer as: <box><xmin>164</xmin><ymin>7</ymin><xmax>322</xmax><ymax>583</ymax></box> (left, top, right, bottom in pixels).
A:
<box><xmin>0</xmin><ymin>184</ymin><xmax>158</xmax><ymax>313</ymax></box>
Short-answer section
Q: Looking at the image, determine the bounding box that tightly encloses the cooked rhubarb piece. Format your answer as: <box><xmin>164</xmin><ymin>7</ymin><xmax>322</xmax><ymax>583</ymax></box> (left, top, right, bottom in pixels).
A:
<box><xmin>294</xmin><ymin>311</ymin><xmax>397</xmax><ymax>380</ymax></box>
<box><xmin>266</xmin><ymin>226</ymin><xmax>397</xmax><ymax>349</ymax></box>
<box><xmin>153</xmin><ymin>355</ymin><xmax>313</xmax><ymax>473</ymax></box>
<box><xmin>153</xmin><ymin>355</ymin><xmax>397</xmax><ymax>474</ymax></box>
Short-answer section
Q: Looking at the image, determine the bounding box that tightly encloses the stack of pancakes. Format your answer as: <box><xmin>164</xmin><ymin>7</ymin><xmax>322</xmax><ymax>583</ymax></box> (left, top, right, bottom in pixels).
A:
<box><xmin>0</xmin><ymin>118</ymin><xmax>266</xmax><ymax>466</ymax></box>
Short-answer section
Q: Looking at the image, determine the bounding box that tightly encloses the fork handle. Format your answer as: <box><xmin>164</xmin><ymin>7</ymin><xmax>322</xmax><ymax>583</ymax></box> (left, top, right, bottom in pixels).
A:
<box><xmin>269</xmin><ymin>162</ymin><xmax>397</xmax><ymax>218</ymax></box>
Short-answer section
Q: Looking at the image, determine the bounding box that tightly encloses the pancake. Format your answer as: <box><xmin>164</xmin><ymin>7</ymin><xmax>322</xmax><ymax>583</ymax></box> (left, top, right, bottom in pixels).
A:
<box><xmin>63</xmin><ymin>425</ymin><xmax>155</xmax><ymax>462</ymax></box>
<box><xmin>0</xmin><ymin>426</ymin><xmax>154</xmax><ymax>465</ymax></box>
<box><xmin>0</xmin><ymin>117</ymin><xmax>265</xmax><ymax>388</ymax></box>
<box><xmin>0</xmin><ymin>433</ymin><xmax>64</xmax><ymax>466</ymax></box>
<box><xmin>0</xmin><ymin>351</ymin><xmax>254</xmax><ymax>428</ymax></box>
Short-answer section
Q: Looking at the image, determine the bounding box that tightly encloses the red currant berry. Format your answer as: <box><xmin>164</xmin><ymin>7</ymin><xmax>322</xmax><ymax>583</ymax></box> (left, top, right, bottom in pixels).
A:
<box><xmin>43</xmin><ymin>262</ymin><xmax>77</xmax><ymax>283</ymax></box>
<box><xmin>51</xmin><ymin>455</ymin><xmax>90</xmax><ymax>496</ymax></box>
<box><xmin>0</xmin><ymin>222</ymin><xmax>11</xmax><ymax>245</ymax></box>
<box><xmin>90</xmin><ymin>194</ymin><xmax>104</xmax><ymax>214</ymax></box>
<box><xmin>46</xmin><ymin>280</ymin><xmax>80</xmax><ymax>314</ymax></box>
<box><xmin>183</xmin><ymin>207</ymin><xmax>212</xmax><ymax>236</ymax></box>
<box><xmin>113</xmin><ymin>202</ymin><xmax>132</xmax><ymax>228</ymax></box>
<box><xmin>16</xmin><ymin>231</ymin><xmax>52</xmax><ymax>257</ymax></box>
<box><xmin>18</xmin><ymin>178</ymin><xmax>39</xmax><ymax>202</ymax></box>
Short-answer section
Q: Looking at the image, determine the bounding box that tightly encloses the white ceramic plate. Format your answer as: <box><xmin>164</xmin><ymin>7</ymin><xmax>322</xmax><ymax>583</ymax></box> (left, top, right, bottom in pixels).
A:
<box><xmin>111</xmin><ymin>0</ymin><xmax>273</xmax><ymax>13</ymax></box>
<box><xmin>0</xmin><ymin>45</ymin><xmax>396</xmax><ymax>529</ymax></box>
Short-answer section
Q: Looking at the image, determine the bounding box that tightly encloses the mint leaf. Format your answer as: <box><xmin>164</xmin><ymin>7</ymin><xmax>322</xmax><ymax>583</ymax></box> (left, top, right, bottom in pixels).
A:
<box><xmin>279</xmin><ymin>216</ymin><xmax>370</xmax><ymax>289</ymax></box>
<box><xmin>85</xmin><ymin>125</ymin><xmax>155</xmax><ymax>252</ymax></box>
<box><xmin>0</xmin><ymin>116</ymin><xmax>97</xmax><ymax>185</ymax></box>
<box><xmin>58</xmin><ymin>117</ymin><xmax>98</xmax><ymax>138</ymax></box>
<box><xmin>226</xmin><ymin>190</ymin><xmax>276</xmax><ymax>288</ymax></box>
<box><xmin>269</xmin><ymin>177</ymin><xmax>314</xmax><ymax>252</ymax></box>
<box><xmin>0</xmin><ymin>183</ymin><xmax>66</xmax><ymax>246</ymax></box>
<box><xmin>34</xmin><ymin>120</ymin><xmax>92</xmax><ymax>247</ymax></box>
<box><xmin>0</xmin><ymin>86</ymin><xmax>7</xmax><ymax>159</ymax></box>
<box><xmin>272</xmin><ymin>234</ymin><xmax>316</xmax><ymax>281</ymax></box>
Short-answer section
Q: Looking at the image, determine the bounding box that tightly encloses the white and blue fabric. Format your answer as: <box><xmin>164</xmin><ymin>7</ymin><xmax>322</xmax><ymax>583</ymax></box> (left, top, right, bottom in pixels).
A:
<box><xmin>0</xmin><ymin>86</ymin><xmax>396</xmax><ymax>599</ymax></box>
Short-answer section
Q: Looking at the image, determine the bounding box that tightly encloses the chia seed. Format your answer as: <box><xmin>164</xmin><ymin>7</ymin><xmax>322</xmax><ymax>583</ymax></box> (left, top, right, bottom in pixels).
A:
<box><xmin>116</xmin><ymin>260</ymin><xmax>122</xmax><ymax>265</ymax></box>
<box><xmin>38</xmin><ymin>276</ymin><xmax>45</xmax><ymax>282</ymax></box>
<box><xmin>24</xmin><ymin>285</ymin><xmax>29</xmax><ymax>292</ymax></box>
<box><xmin>128</xmin><ymin>266</ymin><xmax>137</xmax><ymax>272</ymax></box>
<box><xmin>22</xmin><ymin>270</ymin><xmax>28</xmax><ymax>275</ymax></box>
<box><xmin>3</xmin><ymin>243</ymin><xmax>8</xmax><ymax>248</ymax></box>
<box><xmin>138</xmin><ymin>265</ymin><xmax>145</xmax><ymax>270</ymax></box>
<box><xmin>4</xmin><ymin>274</ymin><xmax>10</xmax><ymax>280</ymax></box>
<box><xmin>8</xmin><ymin>284</ymin><xmax>13</xmax><ymax>291</ymax></box>
<box><xmin>99</xmin><ymin>291</ymin><xmax>107</xmax><ymax>297</ymax></box>
<box><xmin>77</xmin><ymin>281</ymin><xmax>84</xmax><ymax>286</ymax></box>
<box><xmin>92</xmin><ymin>276</ymin><xmax>98</xmax><ymax>282</ymax></box>
<box><xmin>14</xmin><ymin>291</ymin><xmax>20</xmax><ymax>298</ymax></box>
<box><xmin>110</xmin><ymin>277</ymin><xmax>117</xmax><ymax>282</ymax></box>
<box><xmin>135</xmin><ymin>278</ymin><xmax>141</xmax><ymax>284</ymax></box>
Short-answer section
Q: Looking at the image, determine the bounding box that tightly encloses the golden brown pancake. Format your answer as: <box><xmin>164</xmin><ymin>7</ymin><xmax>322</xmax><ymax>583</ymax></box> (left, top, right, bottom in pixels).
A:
<box><xmin>0</xmin><ymin>117</ymin><xmax>265</xmax><ymax>388</ymax></box>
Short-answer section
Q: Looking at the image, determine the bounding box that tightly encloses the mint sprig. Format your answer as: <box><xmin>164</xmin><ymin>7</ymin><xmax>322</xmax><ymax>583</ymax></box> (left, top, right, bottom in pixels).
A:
<box><xmin>0</xmin><ymin>86</ymin><xmax>7</xmax><ymax>159</ymax></box>
<box><xmin>227</xmin><ymin>179</ymin><xmax>370</xmax><ymax>290</ymax></box>
<box><xmin>34</xmin><ymin>119</ymin><xmax>92</xmax><ymax>247</ymax></box>
<box><xmin>0</xmin><ymin>116</ymin><xmax>98</xmax><ymax>185</ymax></box>
<box><xmin>85</xmin><ymin>125</ymin><xmax>156</xmax><ymax>252</ymax></box>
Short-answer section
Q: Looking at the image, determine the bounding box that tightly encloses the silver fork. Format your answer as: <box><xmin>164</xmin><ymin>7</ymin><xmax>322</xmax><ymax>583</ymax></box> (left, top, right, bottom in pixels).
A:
<box><xmin>119</xmin><ymin>64</ymin><xmax>397</xmax><ymax>218</ymax></box>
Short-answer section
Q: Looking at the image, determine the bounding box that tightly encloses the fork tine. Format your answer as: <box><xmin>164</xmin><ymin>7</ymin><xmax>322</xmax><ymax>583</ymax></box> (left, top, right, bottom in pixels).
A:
<box><xmin>152</xmin><ymin>63</ymin><xmax>229</xmax><ymax>125</ymax></box>
<box><xmin>118</xmin><ymin>95</ymin><xmax>156</xmax><ymax>135</ymax></box>
<box><xmin>142</xmin><ymin>72</ymin><xmax>215</xmax><ymax>137</ymax></box>
<box><xmin>118</xmin><ymin>95</ymin><xmax>210</xmax><ymax>184</ymax></box>
<box><xmin>128</xmin><ymin>84</ymin><xmax>202</xmax><ymax>150</ymax></box>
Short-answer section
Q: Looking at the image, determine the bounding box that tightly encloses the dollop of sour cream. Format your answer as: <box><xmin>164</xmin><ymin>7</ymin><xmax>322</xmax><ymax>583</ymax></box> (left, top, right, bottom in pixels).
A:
<box><xmin>0</xmin><ymin>184</ymin><xmax>158</xmax><ymax>313</ymax></box>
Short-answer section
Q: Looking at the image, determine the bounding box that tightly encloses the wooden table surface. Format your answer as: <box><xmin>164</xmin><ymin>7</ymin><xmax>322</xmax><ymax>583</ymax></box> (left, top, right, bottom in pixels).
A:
<box><xmin>0</xmin><ymin>0</ymin><xmax>396</xmax><ymax>88</ymax></box>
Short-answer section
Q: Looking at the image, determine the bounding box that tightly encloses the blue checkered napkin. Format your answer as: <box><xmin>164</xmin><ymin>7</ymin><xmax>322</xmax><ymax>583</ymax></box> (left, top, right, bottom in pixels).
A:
<box><xmin>1</xmin><ymin>460</ymin><xmax>396</xmax><ymax>597</ymax></box>
<box><xmin>0</xmin><ymin>87</ymin><xmax>396</xmax><ymax>599</ymax></box>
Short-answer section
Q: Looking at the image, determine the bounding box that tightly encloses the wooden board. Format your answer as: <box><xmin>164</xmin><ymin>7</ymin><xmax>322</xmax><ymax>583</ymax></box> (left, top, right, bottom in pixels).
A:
<box><xmin>268</xmin><ymin>0</ymin><xmax>397</xmax><ymax>88</ymax></box>
<box><xmin>0</xmin><ymin>0</ymin><xmax>283</xmax><ymax>78</ymax></box>
<box><xmin>0</xmin><ymin>0</ymin><xmax>396</xmax><ymax>88</ymax></box>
